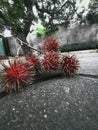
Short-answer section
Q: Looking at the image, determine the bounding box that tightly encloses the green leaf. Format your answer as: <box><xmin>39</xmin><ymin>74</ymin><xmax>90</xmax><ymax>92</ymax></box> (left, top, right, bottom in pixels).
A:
<box><xmin>36</xmin><ymin>27</ymin><xmax>46</xmax><ymax>35</ymax></box>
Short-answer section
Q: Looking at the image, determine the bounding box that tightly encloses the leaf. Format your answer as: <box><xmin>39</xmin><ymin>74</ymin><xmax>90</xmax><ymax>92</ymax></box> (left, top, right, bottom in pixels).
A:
<box><xmin>36</xmin><ymin>27</ymin><xmax>46</xmax><ymax>35</ymax></box>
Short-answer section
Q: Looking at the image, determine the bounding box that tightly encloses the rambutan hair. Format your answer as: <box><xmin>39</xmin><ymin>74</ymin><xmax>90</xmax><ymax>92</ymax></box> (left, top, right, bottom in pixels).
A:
<box><xmin>42</xmin><ymin>53</ymin><xmax>59</xmax><ymax>72</ymax></box>
<box><xmin>61</xmin><ymin>55</ymin><xmax>79</xmax><ymax>76</ymax></box>
<box><xmin>26</xmin><ymin>55</ymin><xmax>41</xmax><ymax>72</ymax></box>
<box><xmin>43</xmin><ymin>37</ymin><xmax>60</xmax><ymax>52</ymax></box>
<box><xmin>1</xmin><ymin>58</ymin><xmax>35</xmax><ymax>92</ymax></box>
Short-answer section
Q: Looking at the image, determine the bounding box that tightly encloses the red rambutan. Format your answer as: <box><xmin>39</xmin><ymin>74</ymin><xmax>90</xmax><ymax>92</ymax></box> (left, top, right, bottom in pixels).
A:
<box><xmin>61</xmin><ymin>55</ymin><xmax>79</xmax><ymax>76</ymax></box>
<box><xmin>43</xmin><ymin>37</ymin><xmax>60</xmax><ymax>52</ymax></box>
<box><xmin>42</xmin><ymin>53</ymin><xmax>59</xmax><ymax>72</ymax></box>
<box><xmin>1</xmin><ymin>58</ymin><xmax>35</xmax><ymax>92</ymax></box>
<box><xmin>26</xmin><ymin>55</ymin><xmax>40</xmax><ymax>72</ymax></box>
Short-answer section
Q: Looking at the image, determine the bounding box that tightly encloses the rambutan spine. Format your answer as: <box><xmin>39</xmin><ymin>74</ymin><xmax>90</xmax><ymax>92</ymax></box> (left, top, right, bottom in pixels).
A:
<box><xmin>1</xmin><ymin>58</ymin><xmax>35</xmax><ymax>92</ymax></box>
<box><xmin>42</xmin><ymin>53</ymin><xmax>59</xmax><ymax>72</ymax></box>
<box><xmin>61</xmin><ymin>55</ymin><xmax>79</xmax><ymax>76</ymax></box>
<box><xmin>43</xmin><ymin>37</ymin><xmax>60</xmax><ymax>52</ymax></box>
<box><xmin>26</xmin><ymin>55</ymin><xmax>41</xmax><ymax>72</ymax></box>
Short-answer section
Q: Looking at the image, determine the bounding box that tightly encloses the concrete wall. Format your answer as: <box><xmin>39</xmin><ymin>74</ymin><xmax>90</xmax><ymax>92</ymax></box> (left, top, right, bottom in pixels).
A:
<box><xmin>6</xmin><ymin>24</ymin><xmax>98</xmax><ymax>56</ymax></box>
<box><xmin>52</xmin><ymin>24</ymin><xmax>98</xmax><ymax>45</ymax></box>
<box><xmin>7</xmin><ymin>37</ymin><xmax>23</xmax><ymax>56</ymax></box>
<box><xmin>27</xmin><ymin>24</ymin><xmax>98</xmax><ymax>47</ymax></box>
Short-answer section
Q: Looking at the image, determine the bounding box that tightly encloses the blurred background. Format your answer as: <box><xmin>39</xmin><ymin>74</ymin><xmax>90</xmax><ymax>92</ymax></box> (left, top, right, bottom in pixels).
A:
<box><xmin>0</xmin><ymin>0</ymin><xmax>98</xmax><ymax>56</ymax></box>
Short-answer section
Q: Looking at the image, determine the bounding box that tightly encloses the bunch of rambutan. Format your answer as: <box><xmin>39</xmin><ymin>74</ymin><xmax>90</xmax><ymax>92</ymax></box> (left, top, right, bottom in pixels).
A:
<box><xmin>42</xmin><ymin>37</ymin><xmax>59</xmax><ymax>72</ymax></box>
<box><xmin>0</xmin><ymin>37</ymin><xmax>80</xmax><ymax>93</ymax></box>
<box><xmin>42</xmin><ymin>37</ymin><xmax>79</xmax><ymax>74</ymax></box>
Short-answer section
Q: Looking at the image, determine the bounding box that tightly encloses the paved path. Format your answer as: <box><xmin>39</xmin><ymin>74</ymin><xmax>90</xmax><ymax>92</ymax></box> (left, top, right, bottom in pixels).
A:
<box><xmin>77</xmin><ymin>53</ymin><xmax>98</xmax><ymax>76</ymax></box>
<box><xmin>0</xmin><ymin>76</ymin><xmax>98</xmax><ymax>130</ymax></box>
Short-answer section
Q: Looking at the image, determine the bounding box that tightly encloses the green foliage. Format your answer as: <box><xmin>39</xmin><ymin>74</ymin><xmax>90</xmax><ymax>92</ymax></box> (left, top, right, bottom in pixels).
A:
<box><xmin>0</xmin><ymin>0</ymin><xmax>26</xmax><ymax>31</ymax></box>
<box><xmin>0</xmin><ymin>0</ymin><xmax>77</xmax><ymax>37</ymax></box>
<box><xmin>36</xmin><ymin>27</ymin><xmax>46</xmax><ymax>36</ymax></box>
<box><xmin>36</xmin><ymin>0</ymin><xmax>76</xmax><ymax>34</ymax></box>
<box><xmin>86</xmin><ymin>0</ymin><xmax>98</xmax><ymax>24</ymax></box>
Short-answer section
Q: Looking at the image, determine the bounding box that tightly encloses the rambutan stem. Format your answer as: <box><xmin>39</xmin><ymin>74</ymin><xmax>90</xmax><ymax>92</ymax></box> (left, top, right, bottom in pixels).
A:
<box><xmin>17</xmin><ymin>38</ymin><xmax>44</xmax><ymax>54</ymax></box>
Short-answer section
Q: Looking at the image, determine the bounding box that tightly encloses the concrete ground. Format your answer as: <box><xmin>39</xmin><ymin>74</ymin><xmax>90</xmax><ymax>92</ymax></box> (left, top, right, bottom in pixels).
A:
<box><xmin>0</xmin><ymin>51</ymin><xmax>98</xmax><ymax>130</ymax></box>
<box><xmin>76</xmin><ymin>52</ymin><xmax>98</xmax><ymax>76</ymax></box>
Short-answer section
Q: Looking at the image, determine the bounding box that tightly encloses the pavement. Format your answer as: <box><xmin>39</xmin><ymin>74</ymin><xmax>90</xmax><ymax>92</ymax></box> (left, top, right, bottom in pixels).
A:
<box><xmin>0</xmin><ymin>51</ymin><xmax>98</xmax><ymax>130</ymax></box>
<box><xmin>76</xmin><ymin>53</ymin><xmax>98</xmax><ymax>76</ymax></box>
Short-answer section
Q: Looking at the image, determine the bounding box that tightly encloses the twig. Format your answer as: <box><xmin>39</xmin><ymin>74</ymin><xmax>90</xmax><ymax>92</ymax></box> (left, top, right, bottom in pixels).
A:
<box><xmin>17</xmin><ymin>38</ymin><xmax>43</xmax><ymax>54</ymax></box>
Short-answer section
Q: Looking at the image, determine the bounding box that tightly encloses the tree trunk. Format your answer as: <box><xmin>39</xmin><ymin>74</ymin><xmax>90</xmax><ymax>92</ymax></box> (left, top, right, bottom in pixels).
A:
<box><xmin>16</xmin><ymin>32</ymin><xmax>32</xmax><ymax>56</ymax></box>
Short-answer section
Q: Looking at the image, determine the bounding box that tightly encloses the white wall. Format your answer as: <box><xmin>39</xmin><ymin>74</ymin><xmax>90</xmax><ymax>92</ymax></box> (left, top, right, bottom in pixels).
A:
<box><xmin>27</xmin><ymin>24</ymin><xmax>98</xmax><ymax>47</ymax></box>
<box><xmin>52</xmin><ymin>24</ymin><xmax>98</xmax><ymax>45</ymax></box>
<box><xmin>7</xmin><ymin>24</ymin><xmax>98</xmax><ymax>56</ymax></box>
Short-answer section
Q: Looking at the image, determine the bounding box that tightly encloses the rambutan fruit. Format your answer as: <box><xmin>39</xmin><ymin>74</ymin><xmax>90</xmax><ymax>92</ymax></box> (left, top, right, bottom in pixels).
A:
<box><xmin>42</xmin><ymin>53</ymin><xmax>59</xmax><ymax>72</ymax></box>
<box><xmin>61</xmin><ymin>55</ymin><xmax>79</xmax><ymax>76</ymax></box>
<box><xmin>1</xmin><ymin>58</ymin><xmax>35</xmax><ymax>92</ymax></box>
<box><xmin>26</xmin><ymin>55</ymin><xmax>41</xmax><ymax>72</ymax></box>
<box><xmin>43</xmin><ymin>37</ymin><xmax>60</xmax><ymax>52</ymax></box>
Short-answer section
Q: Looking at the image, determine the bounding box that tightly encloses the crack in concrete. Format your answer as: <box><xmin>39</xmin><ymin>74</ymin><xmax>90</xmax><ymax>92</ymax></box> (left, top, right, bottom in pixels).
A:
<box><xmin>78</xmin><ymin>73</ymin><xmax>98</xmax><ymax>79</ymax></box>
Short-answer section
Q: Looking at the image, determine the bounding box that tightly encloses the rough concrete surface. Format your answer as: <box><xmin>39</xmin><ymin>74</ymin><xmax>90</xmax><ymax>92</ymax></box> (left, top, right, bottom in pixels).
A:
<box><xmin>77</xmin><ymin>53</ymin><xmax>98</xmax><ymax>76</ymax></box>
<box><xmin>0</xmin><ymin>76</ymin><xmax>98</xmax><ymax>130</ymax></box>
